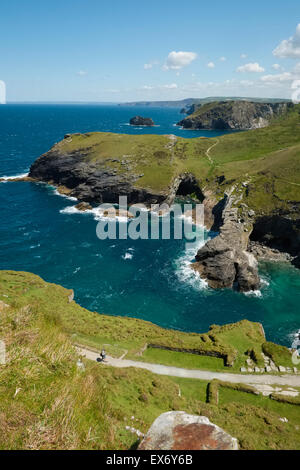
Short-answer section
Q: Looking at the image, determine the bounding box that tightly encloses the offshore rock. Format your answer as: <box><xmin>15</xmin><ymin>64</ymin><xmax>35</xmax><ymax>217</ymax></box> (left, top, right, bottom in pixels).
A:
<box><xmin>129</xmin><ymin>116</ymin><xmax>154</xmax><ymax>126</ymax></box>
<box><xmin>138</xmin><ymin>411</ymin><xmax>239</xmax><ymax>450</ymax></box>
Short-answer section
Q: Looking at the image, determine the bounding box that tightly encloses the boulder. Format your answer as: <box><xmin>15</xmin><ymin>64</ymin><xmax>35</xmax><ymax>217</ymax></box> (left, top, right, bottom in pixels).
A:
<box><xmin>75</xmin><ymin>202</ymin><xmax>92</xmax><ymax>211</ymax></box>
<box><xmin>129</xmin><ymin>116</ymin><xmax>154</xmax><ymax>126</ymax></box>
<box><xmin>102</xmin><ymin>208</ymin><xmax>134</xmax><ymax>219</ymax></box>
<box><xmin>138</xmin><ymin>411</ymin><xmax>238</xmax><ymax>450</ymax></box>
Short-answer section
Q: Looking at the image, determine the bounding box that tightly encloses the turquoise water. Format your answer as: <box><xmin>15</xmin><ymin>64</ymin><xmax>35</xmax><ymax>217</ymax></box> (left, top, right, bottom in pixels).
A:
<box><xmin>0</xmin><ymin>104</ymin><xmax>299</xmax><ymax>347</ymax></box>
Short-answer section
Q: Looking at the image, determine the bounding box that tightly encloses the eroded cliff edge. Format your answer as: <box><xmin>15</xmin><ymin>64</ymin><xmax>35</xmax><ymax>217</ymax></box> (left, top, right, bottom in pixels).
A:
<box><xmin>178</xmin><ymin>100</ymin><xmax>293</xmax><ymax>130</ymax></box>
<box><xmin>27</xmin><ymin>106</ymin><xmax>300</xmax><ymax>292</ymax></box>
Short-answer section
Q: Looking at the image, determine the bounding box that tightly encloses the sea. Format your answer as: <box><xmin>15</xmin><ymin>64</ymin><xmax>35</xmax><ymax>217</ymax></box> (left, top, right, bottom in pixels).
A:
<box><xmin>0</xmin><ymin>103</ymin><xmax>299</xmax><ymax>347</ymax></box>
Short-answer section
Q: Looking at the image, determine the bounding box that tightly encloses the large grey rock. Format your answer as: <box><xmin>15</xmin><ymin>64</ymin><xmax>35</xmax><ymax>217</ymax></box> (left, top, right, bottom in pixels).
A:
<box><xmin>139</xmin><ymin>411</ymin><xmax>238</xmax><ymax>450</ymax></box>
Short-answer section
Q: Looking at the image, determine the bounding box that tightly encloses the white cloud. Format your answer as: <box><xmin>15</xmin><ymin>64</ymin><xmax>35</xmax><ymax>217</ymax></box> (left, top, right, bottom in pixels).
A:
<box><xmin>261</xmin><ymin>72</ymin><xmax>293</xmax><ymax>83</ymax></box>
<box><xmin>144</xmin><ymin>61</ymin><xmax>159</xmax><ymax>70</ymax></box>
<box><xmin>294</xmin><ymin>62</ymin><xmax>300</xmax><ymax>73</ymax></box>
<box><xmin>207</xmin><ymin>62</ymin><xmax>215</xmax><ymax>68</ymax></box>
<box><xmin>236</xmin><ymin>62</ymin><xmax>265</xmax><ymax>73</ymax></box>
<box><xmin>272</xmin><ymin>63</ymin><xmax>282</xmax><ymax>71</ymax></box>
<box><xmin>273</xmin><ymin>24</ymin><xmax>300</xmax><ymax>59</ymax></box>
<box><xmin>240</xmin><ymin>80</ymin><xmax>254</xmax><ymax>86</ymax></box>
<box><xmin>240</xmin><ymin>54</ymin><xmax>247</xmax><ymax>59</ymax></box>
<box><xmin>219</xmin><ymin>56</ymin><xmax>227</xmax><ymax>62</ymax></box>
<box><xmin>163</xmin><ymin>51</ymin><xmax>197</xmax><ymax>70</ymax></box>
<box><xmin>140</xmin><ymin>83</ymin><xmax>177</xmax><ymax>91</ymax></box>
<box><xmin>162</xmin><ymin>83</ymin><xmax>178</xmax><ymax>89</ymax></box>
<box><xmin>77</xmin><ymin>70</ymin><xmax>87</xmax><ymax>76</ymax></box>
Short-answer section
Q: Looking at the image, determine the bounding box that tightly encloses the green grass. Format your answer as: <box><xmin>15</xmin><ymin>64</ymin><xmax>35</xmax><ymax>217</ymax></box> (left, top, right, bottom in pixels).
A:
<box><xmin>45</xmin><ymin>104</ymin><xmax>300</xmax><ymax>216</ymax></box>
<box><xmin>1</xmin><ymin>270</ymin><xmax>300</xmax><ymax>450</ymax></box>
<box><xmin>136</xmin><ymin>347</ymin><xmax>225</xmax><ymax>370</ymax></box>
<box><xmin>1</xmin><ymin>270</ymin><xmax>296</xmax><ymax>373</ymax></box>
<box><xmin>219</xmin><ymin>387</ymin><xmax>300</xmax><ymax>423</ymax></box>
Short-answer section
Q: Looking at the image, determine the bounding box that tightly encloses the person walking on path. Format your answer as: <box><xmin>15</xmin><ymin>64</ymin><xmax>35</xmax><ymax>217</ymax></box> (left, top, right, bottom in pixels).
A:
<box><xmin>100</xmin><ymin>348</ymin><xmax>106</xmax><ymax>362</ymax></box>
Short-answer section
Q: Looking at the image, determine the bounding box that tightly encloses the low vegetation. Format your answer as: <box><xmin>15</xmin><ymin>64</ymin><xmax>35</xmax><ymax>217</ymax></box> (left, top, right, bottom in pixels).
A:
<box><xmin>51</xmin><ymin>105</ymin><xmax>300</xmax><ymax>215</ymax></box>
<box><xmin>0</xmin><ymin>270</ymin><xmax>299</xmax><ymax>450</ymax></box>
<box><xmin>1</xmin><ymin>270</ymin><xmax>294</xmax><ymax>373</ymax></box>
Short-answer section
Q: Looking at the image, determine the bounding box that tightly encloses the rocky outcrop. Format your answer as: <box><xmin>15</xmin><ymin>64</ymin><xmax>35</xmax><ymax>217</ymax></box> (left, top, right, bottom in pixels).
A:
<box><xmin>250</xmin><ymin>214</ymin><xmax>300</xmax><ymax>268</ymax></box>
<box><xmin>29</xmin><ymin>146</ymin><xmax>166</xmax><ymax>205</ymax></box>
<box><xmin>129</xmin><ymin>116</ymin><xmax>154</xmax><ymax>126</ymax></box>
<box><xmin>138</xmin><ymin>411</ymin><xmax>238</xmax><ymax>450</ymax></box>
<box><xmin>75</xmin><ymin>202</ymin><xmax>92</xmax><ymax>211</ymax></box>
<box><xmin>192</xmin><ymin>191</ymin><xmax>260</xmax><ymax>292</ymax></box>
<box><xmin>178</xmin><ymin>101</ymin><xmax>293</xmax><ymax>130</ymax></box>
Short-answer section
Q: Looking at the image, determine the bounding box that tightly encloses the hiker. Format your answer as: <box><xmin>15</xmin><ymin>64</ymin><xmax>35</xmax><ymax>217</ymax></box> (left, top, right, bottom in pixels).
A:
<box><xmin>100</xmin><ymin>348</ymin><xmax>106</xmax><ymax>362</ymax></box>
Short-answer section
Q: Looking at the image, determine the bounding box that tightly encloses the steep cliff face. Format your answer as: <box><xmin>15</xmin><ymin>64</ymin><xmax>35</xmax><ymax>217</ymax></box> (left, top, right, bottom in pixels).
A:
<box><xmin>178</xmin><ymin>100</ymin><xmax>293</xmax><ymax>130</ymax></box>
<box><xmin>192</xmin><ymin>190</ymin><xmax>260</xmax><ymax>292</ymax></box>
<box><xmin>29</xmin><ymin>148</ymin><xmax>163</xmax><ymax>204</ymax></box>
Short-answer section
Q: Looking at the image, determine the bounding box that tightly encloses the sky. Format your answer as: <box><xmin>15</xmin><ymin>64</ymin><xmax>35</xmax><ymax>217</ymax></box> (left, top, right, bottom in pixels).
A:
<box><xmin>0</xmin><ymin>0</ymin><xmax>300</xmax><ymax>102</ymax></box>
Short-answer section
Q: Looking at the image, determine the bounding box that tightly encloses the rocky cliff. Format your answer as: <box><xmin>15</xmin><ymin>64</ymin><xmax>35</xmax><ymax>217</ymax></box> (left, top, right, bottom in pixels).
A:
<box><xmin>193</xmin><ymin>189</ymin><xmax>260</xmax><ymax>292</ymax></box>
<box><xmin>178</xmin><ymin>100</ymin><xmax>293</xmax><ymax>130</ymax></box>
<box><xmin>27</xmin><ymin>105</ymin><xmax>300</xmax><ymax>292</ymax></box>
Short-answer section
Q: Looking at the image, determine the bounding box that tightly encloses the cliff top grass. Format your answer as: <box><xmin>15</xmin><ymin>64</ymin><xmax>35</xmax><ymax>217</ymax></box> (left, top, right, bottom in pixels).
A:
<box><xmin>48</xmin><ymin>104</ymin><xmax>300</xmax><ymax>212</ymax></box>
<box><xmin>0</xmin><ymin>270</ymin><xmax>296</xmax><ymax>372</ymax></box>
<box><xmin>1</xmin><ymin>269</ymin><xmax>300</xmax><ymax>450</ymax></box>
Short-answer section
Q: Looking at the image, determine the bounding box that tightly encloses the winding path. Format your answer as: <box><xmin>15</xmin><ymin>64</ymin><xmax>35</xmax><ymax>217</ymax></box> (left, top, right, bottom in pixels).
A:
<box><xmin>76</xmin><ymin>346</ymin><xmax>300</xmax><ymax>387</ymax></box>
<box><xmin>205</xmin><ymin>139</ymin><xmax>219</xmax><ymax>164</ymax></box>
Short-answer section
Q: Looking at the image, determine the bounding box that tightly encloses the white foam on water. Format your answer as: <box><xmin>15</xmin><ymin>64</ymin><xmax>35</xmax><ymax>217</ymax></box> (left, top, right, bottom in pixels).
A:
<box><xmin>60</xmin><ymin>204</ymin><xmax>131</xmax><ymax>223</ymax></box>
<box><xmin>122</xmin><ymin>252</ymin><xmax>133</xmax><ymax>260</ymax></box>
<box><xmin>175</xmin><ymin>234</ymin><xmax>208</xmax><ymax>291</ymax></box>
<box><xmin>52</xmin><ymin>188</ymin><xmax>78</xmax><ymax>201</ymax></box>
<box><xmin>60</xmin><ymin>205</ymin><xmax>82</xmax><ymax>215</ymax></box>
<box><xmin>73</xmin><ymin>267</ymin><xmax>81</xmax><ymax>274</ymax></box>
<box><xmin>260</xmin><ymin>277</ymin><xmax>270</xmax><ymax>287</ymax></box>
<box><xmin>290</xmin><ymin>329</ymin><xmax>300</xmax><ymax>349</ymax></box>
<box><xmin>244</xmin><ymin>289</ymin><xmax>262</xmax><ymax>298</ymax></box>
<box><xmin>0</xmin><ymin>172</ymin><xmax>29</xmax><ymax>182</ymax></box>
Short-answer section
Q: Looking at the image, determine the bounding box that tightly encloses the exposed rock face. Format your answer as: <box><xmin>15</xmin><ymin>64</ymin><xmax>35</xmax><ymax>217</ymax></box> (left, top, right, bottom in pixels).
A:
<box><xmin>193</xmin><ymin>192</ymin><xmax>260</xmax><ymax>292</ymax></box>
<box><xmin>138</xmin><ymin>411</ymin><xmax>238</xmax><ymax>450</ymax></box>
<box><xmin>29</xmin><ymin>147</ymin><xmax>166</xmax><ymax>205</ymax></box>
<box><xmin>178</xmin><ymin>101</ymin><xmax>293</xmax><ymax>130</ymax></box>
<box><xmin>129</xmin><ymin>116</ymin><xmax>154</xmax><ymax>126</ymax></box>
<box><xmin>250</xmin><ymin>215</ymin><xmax>300</xmax><ymax>268</ymax></box>
<box><xmin>75</xmin><ymin>202</ymin><xmax>92</xmax><ymax>211</ymax></box>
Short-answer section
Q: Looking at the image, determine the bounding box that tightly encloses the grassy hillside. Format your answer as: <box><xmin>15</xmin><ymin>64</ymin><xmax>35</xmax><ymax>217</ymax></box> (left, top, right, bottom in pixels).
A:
<box><xmin>50</xmin><ymin>104</ymin><xmax>300</xmax><ymax>214</ymax></box>
<box><xmin>0</xmin><ymin>270</ymin><xmax>290</xmax><ymax>372</ymax></box>
<box><xmin>0</xmin><ymin>270</ymin><xmax>300</xmax><ymax>450</ymax></box>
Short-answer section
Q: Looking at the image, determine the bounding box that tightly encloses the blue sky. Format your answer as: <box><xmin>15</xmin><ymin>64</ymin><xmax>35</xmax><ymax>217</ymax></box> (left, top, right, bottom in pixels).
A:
<box><xmin>0</xmin><ymin>0</ymin><xmax>299</xmax><ymax>102</ymax></box>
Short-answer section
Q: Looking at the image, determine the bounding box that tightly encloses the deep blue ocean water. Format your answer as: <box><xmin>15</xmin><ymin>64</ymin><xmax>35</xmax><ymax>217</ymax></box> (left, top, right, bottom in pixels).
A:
<box><xmin>0</xmin><ymin>104</ymin><xmax>299</xmax><ymax>347</ymax></box>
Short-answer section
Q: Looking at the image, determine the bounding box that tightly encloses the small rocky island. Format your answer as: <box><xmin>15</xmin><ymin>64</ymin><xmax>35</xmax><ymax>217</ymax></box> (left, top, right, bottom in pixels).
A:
<box><xmin>129</xmin><ymin>116</ymin><xmax>154</xmax><ymax>126</ymax></box>
<box><xmin>178</xmin><ymin>100</ymin><xmax>293</xmax><ymax>130</ymax></box>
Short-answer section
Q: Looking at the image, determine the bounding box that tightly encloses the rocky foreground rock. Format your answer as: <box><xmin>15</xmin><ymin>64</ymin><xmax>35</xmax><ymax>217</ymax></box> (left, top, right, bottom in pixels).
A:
<box><xmin>138</xmin><ymin>411</ymin><xmax>238</xmax><ymax>450</ymax></box>
<box><xmin>178</xmin><ymin>100</ymin><xmax>293</xmax><ymax>130</ymax></box>
<box><xmin>129</xmin><ymin>116</ymin><xmax>154</xmax><ymax>126</ymax></box>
